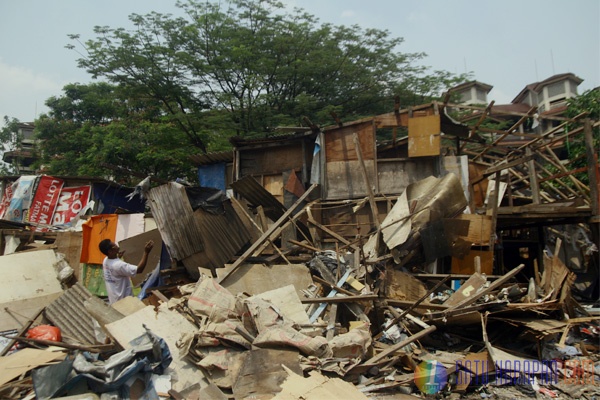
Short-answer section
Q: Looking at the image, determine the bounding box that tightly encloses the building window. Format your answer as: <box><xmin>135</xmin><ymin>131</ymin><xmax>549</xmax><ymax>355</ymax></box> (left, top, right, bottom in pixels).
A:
<box><xmin>547</xmin><ymin>81</ymin><xmax>565</xmax><ymax>98</ymax></box>
<box><xmin>475</xmin><ymin>89</ymin><xmax>486</xmax><ymax>102</ymax></box>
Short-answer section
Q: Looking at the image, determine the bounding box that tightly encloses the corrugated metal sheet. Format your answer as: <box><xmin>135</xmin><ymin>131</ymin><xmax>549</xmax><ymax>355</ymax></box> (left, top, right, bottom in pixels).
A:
<box><xmin>147</xmin><ymin>182</ymin><xmax>252</xmax><ymax>276</ymax></box>
<box><xmin>147</xmin><ymin>182</ymin><xmax>205</xmax><ymax>260</ymax></box>
<box><xmin>189</xmin><ymin>150</ymin><xmax>233</xmax><ymax>166</ymax></box>
<box><xmin>230</xmin><ymin>176</ymin><xmax>287</xmax><ymax>223</ymax></box>
<box><xmin>229</xmin><ymin>130</ymin><xmax>316</xmax><ymax>148</ymax></box>
<box><xmin>44</xmin><ymin>283</ymin><xmax>98</xmax><ymax>345</ymax></box>
<box><xmin>194</xmin><ymin>201</ymin><xmax>252</xmax><ymax>270</ymax></box>
<box><xmin>230</xmin><ymin>175</ymin><xmax>311</xmax><ymax>239</ymax></box>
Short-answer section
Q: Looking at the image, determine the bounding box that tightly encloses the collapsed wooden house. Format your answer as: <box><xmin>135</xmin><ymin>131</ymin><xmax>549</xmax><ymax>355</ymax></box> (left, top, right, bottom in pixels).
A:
<box><xmin>0</xmin><ymin>99</ymin><xmax>597</xmax><ymax>399</ymax></box>
<box><xmin>190</xmin><ymin>101</ymin><xmax>598</xmax><ymax>283</ymax></box>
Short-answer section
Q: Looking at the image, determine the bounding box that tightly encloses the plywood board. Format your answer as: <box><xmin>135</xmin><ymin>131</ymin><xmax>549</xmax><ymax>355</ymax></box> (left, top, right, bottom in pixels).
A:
<box><xmin>456</xmin><ymin>214</ymin><xmax>492</xmax><ymax>246</ymax></box>
<box><xmin>385</xmin><ymin>270</ymin><xmax>427</xmax><ymax>301</ymax></box>
<box><xmin>0</xmin><ymin>249</ymin><xmax>64</xmax><ymax>331</ymax></box>
<box><xmin>105</xmin><ymin>304</ymin><xmax>202</xmax><ymax>392</ymax></box>
<box><xmin>324</xmin><ymin>160</ymin><xmax>375</xmax><ymax>200</ymax></box>
<box><xmin>118</xmin><ymin>229</ymin><xmax>163</xmax><ymax>287</ymax></box>
<box><xmin>324</xmin><ymin>122</ymin><xmax>374</xmax><ymax>163</ymax></box>
<box><xmin>408</xmin><ymin>115</ymin><xmax>441</xmax><ymax>157</ymax></box>
<box><xmin>377</xmin><ymin>159</ymin><xmax>436</xmax><ymax>195</ymax></box>
<box><xmin>444</xmin><ymin>272</ymin><xmax>487</xmax><ymax>307</ymax></box>
<box><xmin>54</xmin><ymin>231</ymin><xmax>83</xmax><ymax>281</ymax></box>
<box><xmin>239</xmin><ymin>143</ymin><xmax>305</xmax><ymax>177</ymax></box>
<box><xmin>451</xmin><ymin>250</ymin><xmax>493</xmax><ymax>275</ymax></box>
<box><xmin>0</xmin><ymin>348</ymin><xmax>65</xmax><ymax>386</ymax></box>
<box><xmin>220</xmin><ymin>264</ymin><xmax>312</xmax><ymax>300</ymax></box>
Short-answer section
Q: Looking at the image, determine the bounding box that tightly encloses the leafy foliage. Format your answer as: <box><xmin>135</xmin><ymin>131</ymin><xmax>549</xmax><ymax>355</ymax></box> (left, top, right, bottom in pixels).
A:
<box><xmin>9</xmin><ymin>0</ymin><xmax>471</xmax><ymax>183</ymax></box>
<box><xmin>562</xmin><ymin>88</ymin><xmax>600</xmax><ymax>185</ymax></box>
<box><xmin>68</xmin><ymin>0</ymin><xmax>469</xmax><ymax>148</ymax></box>
<box><xmin>35</xmin><ymin>83</ymin><xmax>198</xmax><ymax>184</ymax></box>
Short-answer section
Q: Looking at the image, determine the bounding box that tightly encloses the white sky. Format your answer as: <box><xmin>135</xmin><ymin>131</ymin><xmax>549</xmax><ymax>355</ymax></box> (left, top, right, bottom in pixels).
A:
<box><xmin>1</xmin><ymin>0</ymin><xmax>599</xmax><ymax>123</ymax></box>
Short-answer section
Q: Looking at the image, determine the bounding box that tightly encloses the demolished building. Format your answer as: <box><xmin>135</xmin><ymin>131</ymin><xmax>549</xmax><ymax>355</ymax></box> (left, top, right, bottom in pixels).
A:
<box><xmin>0</xmin><ymin>100</ymin><xmax>597</xmax><ymax>399</ymax></box>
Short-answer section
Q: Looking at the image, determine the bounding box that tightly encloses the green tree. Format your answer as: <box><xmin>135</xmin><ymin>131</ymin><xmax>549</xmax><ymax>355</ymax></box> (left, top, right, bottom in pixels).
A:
<box><xmin>35</xmin><ymin>82</ymin><xmax>199</xmax><ymax>184</ymax></box>
<box><xmin>68</xmin><ymin>0</ymin><xmax>468</xmax><ymax>151</ymax></box>
<box><xmin>563</xmin><ymin>88</ymin><xmax>600</xmax><ymax>185</ymax></box>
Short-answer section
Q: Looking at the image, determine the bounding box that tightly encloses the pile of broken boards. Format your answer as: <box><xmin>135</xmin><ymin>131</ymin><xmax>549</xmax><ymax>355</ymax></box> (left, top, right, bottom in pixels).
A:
<box><xmin>0</xmin><ymin>243</ymin><xmax>599</xmax><ymax>400</ymax></box>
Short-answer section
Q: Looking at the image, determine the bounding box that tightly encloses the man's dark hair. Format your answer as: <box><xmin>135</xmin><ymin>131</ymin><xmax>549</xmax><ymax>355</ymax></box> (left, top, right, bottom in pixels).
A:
<box><xmin>99</xmin><ymin>239</ymin><xmax>113</xmax><ymax>256</ymax></box>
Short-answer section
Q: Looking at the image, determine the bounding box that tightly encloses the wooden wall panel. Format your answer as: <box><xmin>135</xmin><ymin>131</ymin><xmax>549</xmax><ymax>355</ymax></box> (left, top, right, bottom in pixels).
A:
<box><xmin>240</xmin><ymin>144</ymin><xmax>304</xmax><ymax>176</ymax></box>
<box><xmin>456</xmin><ymin>214</ymin><xmax>492</xmax><ymax>246</ymax></box>
<box><xmin>377</xmin><ymin>159</ymin><xmax>437</xmax><ymax>195</ymax></box>
<box><xmin>324</xmin><ymin>122</ymin><xmax>374</xmax><ymax>163</ymax></box>
<box><xmin>324</xmin><ymin>160</ymin><xmax>375</xmax><ymax>200</ymax></box>
<box><xmin>451</xmin><ymin>249</ymin><xmax>494</xmax><ymax>275</ymax></box>
<box><xmin>408</xmin><ymin>115</ymin><xmax>441</xmax><ymax>157</ymax></box>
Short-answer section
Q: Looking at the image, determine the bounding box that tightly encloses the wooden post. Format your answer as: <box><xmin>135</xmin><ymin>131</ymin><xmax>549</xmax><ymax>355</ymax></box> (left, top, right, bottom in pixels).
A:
<box><xmin>353</xmin><ymin>132</ymin><xmax>380</xmax><ymax>229</ymax></box>
<box><xmin>526</xmin><ymin>147</ymin><xmax>540</xmax><ymax>204</ymax></box>
<box><xmin>219</xmin><ymin>184</ymin><xmax>318</xmax><ymax>284</ymax></box>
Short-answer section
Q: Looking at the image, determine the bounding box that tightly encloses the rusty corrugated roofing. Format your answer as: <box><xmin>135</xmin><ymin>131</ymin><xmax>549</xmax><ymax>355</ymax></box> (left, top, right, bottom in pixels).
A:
<box><xmin>189</xmin><ymin>150</ymin><xmax>233</xmax><ymax>166</ymax></box>
<box><xmin>44</xmin><ymin>283</ymin><xmax>99</xmax><ymax>345</ymax></box>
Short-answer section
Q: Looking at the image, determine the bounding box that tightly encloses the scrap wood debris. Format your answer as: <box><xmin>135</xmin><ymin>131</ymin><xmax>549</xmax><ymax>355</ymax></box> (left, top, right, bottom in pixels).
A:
<box><xmin>0</xmin><ymin>101</ymin><xmax>598</xmax><ymax>398</ymax></box>
<box><xmin>0</xmin><ymin>190</ymin><xmax>597</xmax><ymax>399</ymax></box>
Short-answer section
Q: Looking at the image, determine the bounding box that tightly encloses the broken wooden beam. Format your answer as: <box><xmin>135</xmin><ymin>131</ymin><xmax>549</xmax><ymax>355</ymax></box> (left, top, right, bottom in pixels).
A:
<box><xmin>219</xmin><ymin>184</ymin><xmax>318</xmax><ymax>284</ymax></box>
<box><xmin>445</xmin><ymin>263</ymin><xmax>525</xmax><ymax>312</ymax></box>
<box><xmin>363</xmin><ymin>325</ymin><xmax>437</xmax><ymax>364</ymax></box>
<box><xmin>301</xmin><ymin>295</ymin><xmax>378</xmax><ymax>304</ymax></box>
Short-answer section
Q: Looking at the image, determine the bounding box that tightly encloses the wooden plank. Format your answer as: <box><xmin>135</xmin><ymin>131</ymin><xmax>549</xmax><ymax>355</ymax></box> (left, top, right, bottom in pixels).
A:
<box><xmin>324</xmin><ymin>160</ymin><xmax>375</xmax><ymax>200</ymax></box>
<box><xmin>456</xmin><ymin>214</ymin><xmax>492</xmax><ymax>245</ymax></box>
<box><xmin>365</xmin><ymin>326</ymin><xmax>437</xmax><ymax>364</ymax></box>
<box><xmin>0</xmin><ymin>348</ymin><xmax>65</xmax><ymax>387</ymax></box>
<box><xmin>446</xmin><ymin>264</ymin><xmax>525</xmax><ymax>312</ymax></box>
<box><xmin>301</xmin><ymin>295</ymin><xmax>378</xmax><ymax>304</ymax></box>
<box><xmin>526</xmin><ymin>147</ymin><xmax>541</xmax><ymax>204</ymax></box>
<box><xmin>377</xmin><ymin>159</ymin><xmax>436</xmax><ymax>195</ymax></box>
<box><xmin>353</xmin><ymin>132</ymin><xmax>380</xmax><ymax>228</ymax></box>
<box><xmin>481</xmin><ymin>155</ymin><xmax>534</xmax><ymax>178</ymax></box>
<box><xmin>408</xmin><ymin>114</ymin><xmax>441</xmax><ymax>157</ymax></box>
<box><xmin>0</xmin><ymin>250</ymin><xmax>63</xmax><ymax>331</ymax></box>
<box><xmin>451</xmin><ymin>250</ymin><xmax>493</xmax><ymax>275</ymax></box>
<box><xmin>444</xmin><ymin>273</ymin><xmax>487</xmax><ymax>307</ymax></box>
<box><xmin>0</xmin><ymin>307</ymin><xmax>44</xmax><ymax>357</ymax></box>
<box><xmin>307</xmin><ymin>216</ymin><xmax>356</xmax><ymax>249</ymax></box>
<box><xmin>219</xmin><ymin>184</ymin><xmax>317</xmax><ymax>285</ymax></box>
<box><xmin>324</xmin><ymin>122</ymin><xmax>374</xmax><ymax>162</ymax></box>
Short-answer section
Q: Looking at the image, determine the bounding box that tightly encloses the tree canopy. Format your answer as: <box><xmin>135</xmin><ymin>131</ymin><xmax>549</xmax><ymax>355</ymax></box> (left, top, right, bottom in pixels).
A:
<box><xmin>29</xmin><ymin>0</ymin><xmax>470</xmax><ymax>183</ymax></box>
<box><xmin>34</xmin><ymin>82</ymin><xmax>201</xmax><ymax>183</ymax></box>
<box><xmin>67</xmin><ymin>0</ymin><xmax>467</xmax><ymax>148</ymax></box>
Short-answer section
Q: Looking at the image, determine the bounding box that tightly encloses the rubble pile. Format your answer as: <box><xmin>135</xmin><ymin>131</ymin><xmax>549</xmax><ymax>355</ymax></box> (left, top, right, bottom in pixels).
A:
<box><xmin>0</xmin><ymin>174</ymin><xmax>597</xmax><ymax>399</ymax></box>
<box><xmin>0</xmin><ymin>101</ymin><xmax>597</xmax><ymax>398</ymax></box>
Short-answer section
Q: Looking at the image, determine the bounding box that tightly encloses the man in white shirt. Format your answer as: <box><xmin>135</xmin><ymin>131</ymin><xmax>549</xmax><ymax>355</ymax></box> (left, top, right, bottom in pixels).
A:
<box><xmin>99</xmin><ymin>239</ymin><xmax>154</xmax><ymax>304</ymax></box>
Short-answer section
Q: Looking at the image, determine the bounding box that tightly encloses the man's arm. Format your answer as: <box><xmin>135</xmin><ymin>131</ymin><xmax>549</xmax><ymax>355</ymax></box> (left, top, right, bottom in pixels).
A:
<box><xmin>136</xmin><ymin>240</ymin><xmax>154</xmax><ymax>274</ymax></box>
